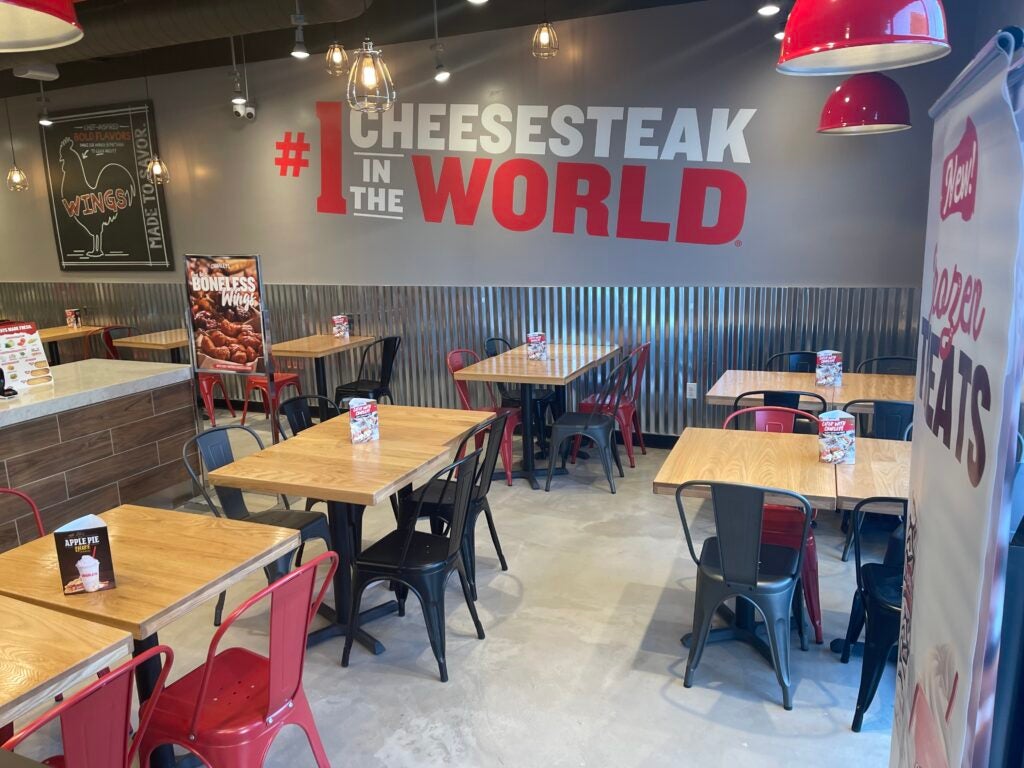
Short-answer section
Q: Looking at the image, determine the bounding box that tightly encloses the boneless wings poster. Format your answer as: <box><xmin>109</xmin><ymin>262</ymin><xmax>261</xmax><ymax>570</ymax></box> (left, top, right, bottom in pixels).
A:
<box><xmin>185</xmin><ymin>255</ymin><xmax>267</xmax><ymax>374</ymax></box>
<box><xmin>40</xmin><ymin>101</ymin><xmax>172</xmax><ymax>271</ymax></box>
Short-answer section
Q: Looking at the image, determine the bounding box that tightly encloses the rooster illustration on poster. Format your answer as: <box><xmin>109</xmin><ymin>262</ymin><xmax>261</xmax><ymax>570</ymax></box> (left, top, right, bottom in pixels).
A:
<box><xmin>58</xmin><ymin>137</ymin><xmax>137</xmax><ymax>258</ymax></box>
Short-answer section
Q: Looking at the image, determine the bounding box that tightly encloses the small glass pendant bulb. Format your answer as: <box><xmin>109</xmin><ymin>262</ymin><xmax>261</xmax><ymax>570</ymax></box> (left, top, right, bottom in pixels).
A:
<box><xmin>6</xmin><ymin>165</ymin><xmax>28</xmax><ymax>192</ymax></box>
<box><xmin>146</xmin><ymin>155</ymin><xmax>170</xmax><ymax>185</ymax></box>
<box><xmin>532</xmin><ymin>21</ymin><xmax>558</xmax><ymax>59</ymax></box>
<box><xmin>326</xmin><ymin>42</ymin><xmax>349</xmax><ymax>76</ymax></box>
<box><xmin>347</xmin><ymin>38</ymin><xmax>397</xmax><ymax>113</ymax></box>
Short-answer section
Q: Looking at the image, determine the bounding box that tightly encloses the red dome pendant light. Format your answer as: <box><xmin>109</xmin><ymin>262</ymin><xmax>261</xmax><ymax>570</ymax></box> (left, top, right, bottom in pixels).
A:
<box><xmin>0</xmin><ymin>0</ymin><xmax>83</xmax><ymax>53</ymax></box>
<box><xmin>818</xmin><ymin>73</ymin><xmax>911</xmax><ymax>135</ymax></box>
<box><xmin>778</xmin><ymin>0</ymin><xmax>950</xmax><ymax>76</ymax></box>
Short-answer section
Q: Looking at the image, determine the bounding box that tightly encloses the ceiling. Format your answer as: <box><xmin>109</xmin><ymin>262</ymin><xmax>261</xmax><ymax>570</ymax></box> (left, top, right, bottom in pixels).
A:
<box><xmin>0</xmin><ymin>0</ymin><xmax>709</xmax><ymax>97</ymax></box>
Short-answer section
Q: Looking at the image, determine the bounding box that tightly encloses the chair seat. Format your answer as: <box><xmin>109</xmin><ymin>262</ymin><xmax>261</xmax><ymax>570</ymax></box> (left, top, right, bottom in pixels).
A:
<box><xmin>337</xmin><ymin>379</ymin><xmax>383</xmax><ymax>394</ymax></box>
<box><xmin>150</xmin><ymin>647</ymin><xmax>273</xmax><ymax>740</ymax></box>
<box><xmin>862</xmin><ymin>563</ymin><xmax>903</xmax><ymax>610</ymax></box>
<box><xmin>358</xmin><ymin>529</ymin><xmax>451</xmax><ymax>571</ymax></box>
<box><xmin>698</xmin><ymin>537</ymin><xmax>799</xmax><ymax>592</ymax></box>
<box><xmin>552</xmin><ymin>412</ymin><xmax>616</xmax><ymax>432</ymax></box>
<box><xmin>578</xmin><ymin>393</ymin><xmax>633</xmax><ymax>413</ymax></box>
<box><xmin>248</xmin><ymin>507</ymin><xmax>326</xmax><ymax>534</ymax></box>
<box><xmin>247</xmin><ymin>373</ymin><xmax>299</xmax><ymax>386</ymax></box>
<box><xmin>401</xmin><ymin>478</ymin><xmax>456</xmax><ymax>520</ymax></box>
<box><xmin>500</xmin><ymin>387</ymin><xmax>558</xmax><ymax>408</ymax></box>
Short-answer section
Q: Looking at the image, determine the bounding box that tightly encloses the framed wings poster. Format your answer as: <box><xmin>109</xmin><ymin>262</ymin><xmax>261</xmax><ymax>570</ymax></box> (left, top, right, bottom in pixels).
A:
<box><xmin>40</xmin><ymin>101</ymin><xmax>173</xmax><ymax>272</ymax></box>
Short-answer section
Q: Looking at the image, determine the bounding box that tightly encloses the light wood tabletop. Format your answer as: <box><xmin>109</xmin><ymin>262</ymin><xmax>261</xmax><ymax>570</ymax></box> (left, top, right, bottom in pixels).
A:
<box><xmin>652</xmin><ymin>428</ymin><xmax>838</xmax><ymax>509</ymax></box>
<box><xmin>0</xmin><ymin>505</ymin><xmax>299</xmax><ymax>640</ymax></box>
<box><xmin>210</xmin><ymin>405</ymin><xmax>494</xmax><ymax>507</ymax></box>
<box><xmin>37</xmin><ymin>325</ymin><xmax>104</xmax><ymax>343</ymax></box>
<box><xmin>453</xmin><ymin>343</ymin><xmax>620</xmax><ymax>386</ymax></box>
<box><xmin>112</xmin><ymin>328</ymin><xmax>189</xmax><ymax>351</ymax></box>
<box><xmin>0</xmin><ymin>594</ymin><xmax>131</xmax><ymax>725</ymax></box>
<box><xmin>272</xmin><ymin>334</ymin><xmax>376</xmax><ymax>359</ymax></box>
<box><xmin>833</xmin><ymin>373</ymin><xmax>916</xmax><ymax>412</ymax></box>
<box><xmin>705</xmin><ymin>370</ymin><xmax>832</xmax><ymax>409</ymax></box>
<box><xmin>835</xmin><ymin>437</ymin><xmax>911</xmax><ymax>510</ymax></box>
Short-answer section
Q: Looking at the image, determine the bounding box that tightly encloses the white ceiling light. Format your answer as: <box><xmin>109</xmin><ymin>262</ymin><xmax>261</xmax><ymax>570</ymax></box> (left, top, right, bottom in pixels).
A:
<box><xmin>229</xmin><ymin>37</ymin><xmax>246</xmax><ymax>105</ymax></box>
<box><xmin>758</xmin><ymin>4</ymin><xmax>781</xmax><ymax>16</ymax></box>
<box><xmin>431</xmin><ymin>0</ymin><xmax>450</xmax><ymax>84</ymax></box>
<box><xmin>36</xmin><ymin>81</ymin><xmax>52</xmax><ymax>126</ymax></box>
<box><xmin>290</xmin><ymin>0</ymin><xmax>309</xmax><ymax>59</ymax></box>
<box><xmin>467</xmin><ymin>0</ymin><xmax>488</xmax><ymax>4</ymax></box>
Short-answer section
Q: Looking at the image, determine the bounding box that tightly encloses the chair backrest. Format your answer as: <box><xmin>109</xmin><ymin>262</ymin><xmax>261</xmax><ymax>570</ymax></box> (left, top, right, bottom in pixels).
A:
<box><xmin>843</xmin><ymin>400</ymin><xmax>914</xmax><ymax>440</ymax></box>
<box><xmin>675</xmin><ymin>481</ymin><xmax>812</xmax><ymax>589</ymax></box>
<box><xmin>447</xmin><ymin>348</ymin><xmax>497</xmax><ymax>410</ymax></box>
<box><xmin>583</xmin><ymin>356</ymin><xmax>632</xmax><ymax>427</ymax></box>
<box><xmin>403</xmin><ymin>450</ymin><xmax>481</xmax><ymax>564</ymax></box>
<box><xmin>184</xmin><ymin>425</ymin><xmax>282</xmax><ymax>520</ymax></box>
<box><xmin>277</xmin><ymin>395</ymin><xmax>340</xmax><ymax>437</ymax></box>
<box><xmin>856</xmin><ymin>355</ymin><xmax>917</xmax><ymax>375</ymax></box>
<box><xmin>623</xmin><ymin>342</ymin><xmax>651</xmax><ymax>406</ymax></box>
<box><xmin>454</xmin><ymin>412</ymin><xmax>507</xmax><ymax>504</ymax></box>
<box><xmin>0</xmin><ymin>488</ymin><xmax>45</xmax><ymax>542</ymax></box>
<box><xmin>187</xmin><ymin>552</ymin><xmax>337</xmax><ymax>737</ymax></box>
<box><xmin>732</xmin><ymin>390</ymin><xmax>828</xmax><ymax>420</ymax></box>
<box><xmin>851</xmin><ymin>497</ymin><xmax>908</xmax><ymax>593</ymax></box>
<box><xmin>99</xmin><ymin>325</ymin><xmax>135</xmax><ymax>360</ymax></box>
<box><xmin>484</xmin><ymin>336</ymin><xmax>519</xmax><ymax>402</ymax></box>
<box><xmin>765</xmin><ymin>350</ymin><xmax>817</xmax><ymax>373</ymax></box>
<box><xmin>3</xmin><ymin>645</ymin><xmax>173</xmax><ymax>768</ymax></box>
<box><xmin>356</xmin><ymin>336</ymin><xmax>401</xmax><ymax>387</ymax></box>
<box><xmin>722</xmin><ymin>406</ymin><xmax>821</xmax><ymax>434</ymax></box>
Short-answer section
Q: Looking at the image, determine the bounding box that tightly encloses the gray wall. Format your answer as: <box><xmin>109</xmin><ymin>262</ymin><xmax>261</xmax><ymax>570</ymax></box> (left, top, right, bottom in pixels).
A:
<box><xmin>0</xmin><ymin>1</ymin><xmax>976</xmax><ymax>287</ymax></box>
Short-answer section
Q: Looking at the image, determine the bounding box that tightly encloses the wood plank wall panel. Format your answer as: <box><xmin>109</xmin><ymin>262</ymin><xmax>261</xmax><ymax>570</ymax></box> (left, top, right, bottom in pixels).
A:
<box><xmin>0</xmin><ymin>382</ymin><xmax>197</xmax><ymax>552</ymax></box>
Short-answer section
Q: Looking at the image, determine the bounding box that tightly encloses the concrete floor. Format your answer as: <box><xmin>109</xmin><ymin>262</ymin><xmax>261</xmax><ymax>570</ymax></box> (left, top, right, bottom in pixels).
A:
<box><xmin>17</xmin><ymin>410</ymin><xmax>898</xmax><ymax>767</ymax></box>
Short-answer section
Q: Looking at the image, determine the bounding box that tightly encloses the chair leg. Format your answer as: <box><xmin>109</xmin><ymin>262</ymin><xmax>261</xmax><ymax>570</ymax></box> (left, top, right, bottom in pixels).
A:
<box><xmin>500</xmin><ymin>428</ymin><xmax>514</xmax><ymax>487</ymax></box>
<box><xmin>569</xmin><ymin>434</ymin><xmax>583</xmax><ymax>465</ymax></box>
<box><xmin>212</xmin><ymin>591</ymin><xmax>226</xmax><ymax>626</ymax></box>
<box><xmin>457</xmin><ymin>559</ymin><xmax>485</xmax><ymax>639</ymax></box>
<box><xmin>481</xmin><ymin>498</ymin><xmax>508</xmax><ymax>571</ymax></box>
<box><xmin>342</xmin><ymin>575</ymin><xmax>370</xmax><ymax>667</ymax></box>
<box><xmin>462</xmin><ymin>513</ymin><xmax>478</xmax><ymax>601</ymax></box>
<box><xmin>217</xmin><ymin>380</ymin><xmax>236</xmax><ymax>417</ymax></box>
<box><xmin>421</xmin><ymin>590</ymin><xmax>448</xmax><ymax>682</ymax></box>
<box><xmin>792</xmin><ymin>581</ymin><xmax>809</xmax><ymax>652</ymax></box>
<box><xmin>841</xmin><ymin>591</ymin><xmax>866</xmax><ymax>664</ymax></box>
<box><xmin>632</xmin><ymin>409</ymin><xmax>646</xmax><ymax>455</ymax></box>
<box><xmin>597</xmin><ymin>439</ymin><xmax>616</xmax><ymax>494</ymax></box>
<box><xmin>759</xmin><ymin>591</ymin><xmax>796</xmax><ymax>710</ymax></box>
<box><xmin>802</xmin><ymin>533</ymin><xmax>824</xmax><ymax>644</ymax></box>
<box><xmin>852</xmin><ymin>612</ymin><xmax>899</xmax><ymax>731</ymax></box>
<box><xmin>609</xmin><ymin>431</ymin><xmax>625</xmax><ymax>478</ymax></box>
<box><xmin>294</xmin><ymin>542</ymin><xmax>306</xmax><ymax>568</ymax></box>
<box><xmin>683</xmin><ymin>580</ymin><xmax>719</xmax><ymax>688</ymax></box>
<box><xmin>545</xmin><ymin>434</ymin><xmax>566</xmax><ymax>492</ymax></box>
<box><xmin>617</xmin><ymin>411</ymin><xmax>637</xmax><ymax>468</ymax></box>
<box><xmin>396</xmin><ymin>584</ymin><xmax>409</xmax><ymax>616</ymax></box>
<box><xmin>199</xmin><ymin>382</ymin><xmax>217</xmax><ymax>427</ymax></box>
<box><xmin>240</xmin><ymin>383</ymin><xmax>254</xmax><ymax>426</ymax></box>
<box><xmin>291</xmin><ymin>692</ymin><xmax>331</xmax><ymax>768</ymax></box>
<box><xmin>842</xmin><ymin>522</ymin><xmax>855</xmax><ymax>562</ymax></box>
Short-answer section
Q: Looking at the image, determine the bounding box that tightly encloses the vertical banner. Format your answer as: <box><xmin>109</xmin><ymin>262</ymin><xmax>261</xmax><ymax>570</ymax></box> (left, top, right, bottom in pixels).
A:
<box><xmin>184</xmin><ymin>254</ymin><xmax>269</xmax><ymax>375</ymax></box>
<box><xmin>892</xmin><ymin>33</ymin><xmax>1024</xmax><ymax>768</ymax></box>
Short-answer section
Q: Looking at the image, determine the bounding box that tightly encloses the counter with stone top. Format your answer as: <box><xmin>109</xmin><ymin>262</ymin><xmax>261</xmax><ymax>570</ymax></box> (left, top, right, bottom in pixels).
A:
<box><xmin>0</xmin><ymin>360</ymin><xmax>198</xmax><ymax>549</ymax></box>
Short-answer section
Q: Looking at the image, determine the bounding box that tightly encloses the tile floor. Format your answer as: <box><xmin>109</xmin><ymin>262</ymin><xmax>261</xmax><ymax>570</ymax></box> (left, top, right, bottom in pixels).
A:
<box><xmin>17</xmin><ymin>410</ymin><xmax>898</xmax><ymax>767</ymax></box>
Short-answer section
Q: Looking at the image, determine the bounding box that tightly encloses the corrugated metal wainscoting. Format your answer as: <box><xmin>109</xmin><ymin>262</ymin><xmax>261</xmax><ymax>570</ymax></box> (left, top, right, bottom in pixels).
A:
<box><xmin>0</xmin><ymin>283</ymin><xmax>921</xmax><ymax>435</ymax></box>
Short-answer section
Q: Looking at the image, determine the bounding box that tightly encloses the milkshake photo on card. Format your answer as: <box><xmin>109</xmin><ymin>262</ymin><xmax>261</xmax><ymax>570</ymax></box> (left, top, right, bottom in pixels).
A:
<box><xmin>53</xmin><ymin>514</ymin><xmax>117</xmax><ymax>595</ymax></box>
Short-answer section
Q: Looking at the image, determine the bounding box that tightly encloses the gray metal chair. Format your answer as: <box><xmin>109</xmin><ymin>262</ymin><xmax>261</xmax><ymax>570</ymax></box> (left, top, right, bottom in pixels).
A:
<box><xmin>675</xmin><ymin>481</ymin><xmax>813</xmax><ymax>710</ymax></box>
<box><xmin>855</xmin><ymin>355</ymin><xmax>916</xmax><ymax>375</ymax></box>
<box><xmin>765</xmin><ymin>351</ymin><xmax>817</xmax><ymax>373</ymax></box>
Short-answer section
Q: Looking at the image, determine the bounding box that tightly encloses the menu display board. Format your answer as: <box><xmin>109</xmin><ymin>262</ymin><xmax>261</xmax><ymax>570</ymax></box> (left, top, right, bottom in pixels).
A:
<box><xmin>40</xmin><ymin>101</ymin><xmax>172</xmax><ymax>272</ymax></box>
<box><xmin>0</xmin><ymin>322</ymin><xmax>53</xmax><ymax>393</ymax></box>
<box><xmin>184</xmin><ymin>254</ymin><xmax>269</xmax><ymax>375</ymax></box>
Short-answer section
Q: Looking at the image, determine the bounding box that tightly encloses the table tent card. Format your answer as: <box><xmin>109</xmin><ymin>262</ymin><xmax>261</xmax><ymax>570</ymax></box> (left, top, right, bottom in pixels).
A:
<box><xmin>64</xmin><ymin>308</ymin><xmax>83</xmax><ymax>328</ymax></box>
<box><xmin>527</xmin><ymin>332</ymin><xmax>548</xmax><ymax>361</ymax></box>
<box><xmin>816</xmin><ymin>349</ymin><xmax>843</xmax><ymax>387</ymax></box>
<box><xmin>54</xmin><ymin>514</ymin><xmax>117</xmax><ymax>595</ymax></box>
<box><xmin>332</xmin><ymin>314</ymin><xmax>350</xmax><ymax>339</ymax></box>
<box><xmin>818</xmin><ymin>410</ymin><xmax>855</xmax><ymax>465</ymax></box>
<box><xmin>0</xmin><ymin>322</ymin><xmax>52</xmax><ymax>393</ymax></box>
<box><xmin>349</xmin><ymin>398</ymin><xmax>380</xmax><ymax>444</ymax></box>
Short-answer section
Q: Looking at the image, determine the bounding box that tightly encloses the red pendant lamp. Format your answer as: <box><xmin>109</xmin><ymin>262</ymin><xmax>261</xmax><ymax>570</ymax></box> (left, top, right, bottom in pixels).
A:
<box><xmin>778</xmin><ymin>0</ymin><xmax>950</xmax><ymax>76</ymax></box>
<box><xmin>818</xmin><ymin>73</ymin><xmax>911</xmax><ymax>134</ymax></box>
<box><xmin>0</xmin><ymin>0</ymin><xmax>83</xmax><ymax>53</ymax></box>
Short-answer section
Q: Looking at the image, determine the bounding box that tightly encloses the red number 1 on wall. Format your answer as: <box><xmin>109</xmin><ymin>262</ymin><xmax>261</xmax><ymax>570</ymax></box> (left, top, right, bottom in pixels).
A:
<box><xmin>316</xmin><ymin>101</ymin><xmax>347</xmax><ymax>214</ymax></box>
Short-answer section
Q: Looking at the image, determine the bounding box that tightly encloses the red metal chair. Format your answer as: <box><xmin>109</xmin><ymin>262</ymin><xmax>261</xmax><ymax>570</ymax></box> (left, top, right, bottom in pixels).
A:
<box><xmin>97</xmin><ymin>325</ymin><xmax>136</xmax><ymax>360</ymax></box>
<box><xmin>447</xmin><ymin>348</ymin><xmax>521</xmax><ymax>486</ymax></box>
<box><xmin>198</xmin><ymin>372</ymin><xmax>236</xmax><ymax>427</ymax></box>
<box><xmin>721</xmin><ymin>407</ymin><xmax>824</xmax><ymax>644</ymax></box>
<box><xmin>240</xmin><ymin>371</ymin><xmax>301</xmax><ymax>426</ymax></box>
<box><xmin>2</xmin><ymin>645</ymin><xmax>173</xmax><ymax>768</ymax></box>
<box><xmin>0</xmin><ymin>487</ymin><xmax>45</xmax><ymax>541</ymax></box>
<box><xmin>139</xmin><ymin>552</ymin><xmax>338</xmax><ymax>768</ymax></box>
<box><xmin>571</xmin><ymin>342</ymin><xmax>650</xmax><ymax>468</ymax></box>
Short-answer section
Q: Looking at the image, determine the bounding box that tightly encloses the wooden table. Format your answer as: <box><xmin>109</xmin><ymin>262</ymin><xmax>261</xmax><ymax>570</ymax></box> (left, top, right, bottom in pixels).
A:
<box><xmin>835</xmin><ymin>437</ymin><xmax>912</xmax><ymax>510</ymax></box>
<box><xmin>0</xmin><ymin>751</ymin><xmax>46</xmax><ymax>767</ymax></box>
<box><xmin>112</xmin><ymin>328</ymin><xmax>188</xmax><ymax>364</ymax></box>
<box><xmin>273</xmin><ymin>334</ymin><xmax>376</xmax><ymax>419</ymax></box>
<box><xmin>37</xmin><ymin>325</ymin><xmax>104</xmax><ymax>366</ymax></box>
<box><xmin>454</xmin><ymin>343</ymin><xmax>620</xmax><ymax>488</ymax></box>
<box><xmin>0</xmin><ymin>594</ymin><xmax>131</xmax><ymax>726</ymax></box>
<box><xmin>832</xmin><ymin>373</ymin><xmax>915</xmax><ymax>412</ymax></box>
<box><xmin>209</xmin><ymin>404</ymin><xmax>492</xmax><ymax>652</ymax></box>
<box><xmin>653</xmin><ymin>428</ymin><xmax>837</xmax><ymax>509</ymax></box>
<box><xmin>705</xmin><ymin>370</ymin><xmax>831</xmax><ymax>409</ymax></box>
<box><xmin>0</xmin><ymin>505</ymin><xmax>298</xmax><ymax>768</ymax></box>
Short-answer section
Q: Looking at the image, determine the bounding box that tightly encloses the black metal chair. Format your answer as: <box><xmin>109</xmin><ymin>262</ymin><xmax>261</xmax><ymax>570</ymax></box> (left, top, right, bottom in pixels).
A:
<box><xmin>732</xmin><ymin>390</ymin><xmax>828</xmax><ymax>435</ymax></box>
<box><xmin>545</xmin><ymin>357</ymin><xmax>632</xmax><ymax>494</ymax></box>
<box><xmin>765</xmin><ymin>351</ymin><xmax>818</xmax><ymax>373</ymax></box>
<box><xmin>839</xmin><ymin>400</ymin><xmax>914</xmax><ymax>561</ymax></box>
<box><xmin>485</xmin><ymin>336</ymin><xmax>561</xmax><ymax>452</ymax></box>
<box><xmin>675</xmin><ymin>481</ymin><xmax>812</xmax><ymax>710</ymax></box>
<box><xmin>277</xmin><ymin>394</ymin><xmax>342</xmax><ymax>512</ymax></box>
<box><xmin>840</xmin><ymin>496</ymin><xmax>907</xmax><ymax>732</ymax></box>
<box><xmin>342</xmin><ymin>450</ymin><xmax>485</xmax><ymax>682</ymax></box>
<box><xmin>183</xmin><ymin>425</ymin><xmax>332</xmax><ymax>626</ymax></box>
<box><xmin>334</xmin><ymin>335</ymin><xmax>401</xmax><ymax>405</ymax></box>
<box><xmin>856</xmin><ymin>356</ymin><xmax>916</xmax><ymax>375</ymax></box>
<box><xmin>398</xmin><ymin>413</ymin><xmax>509</xmax><ymax>600</ymax></box>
